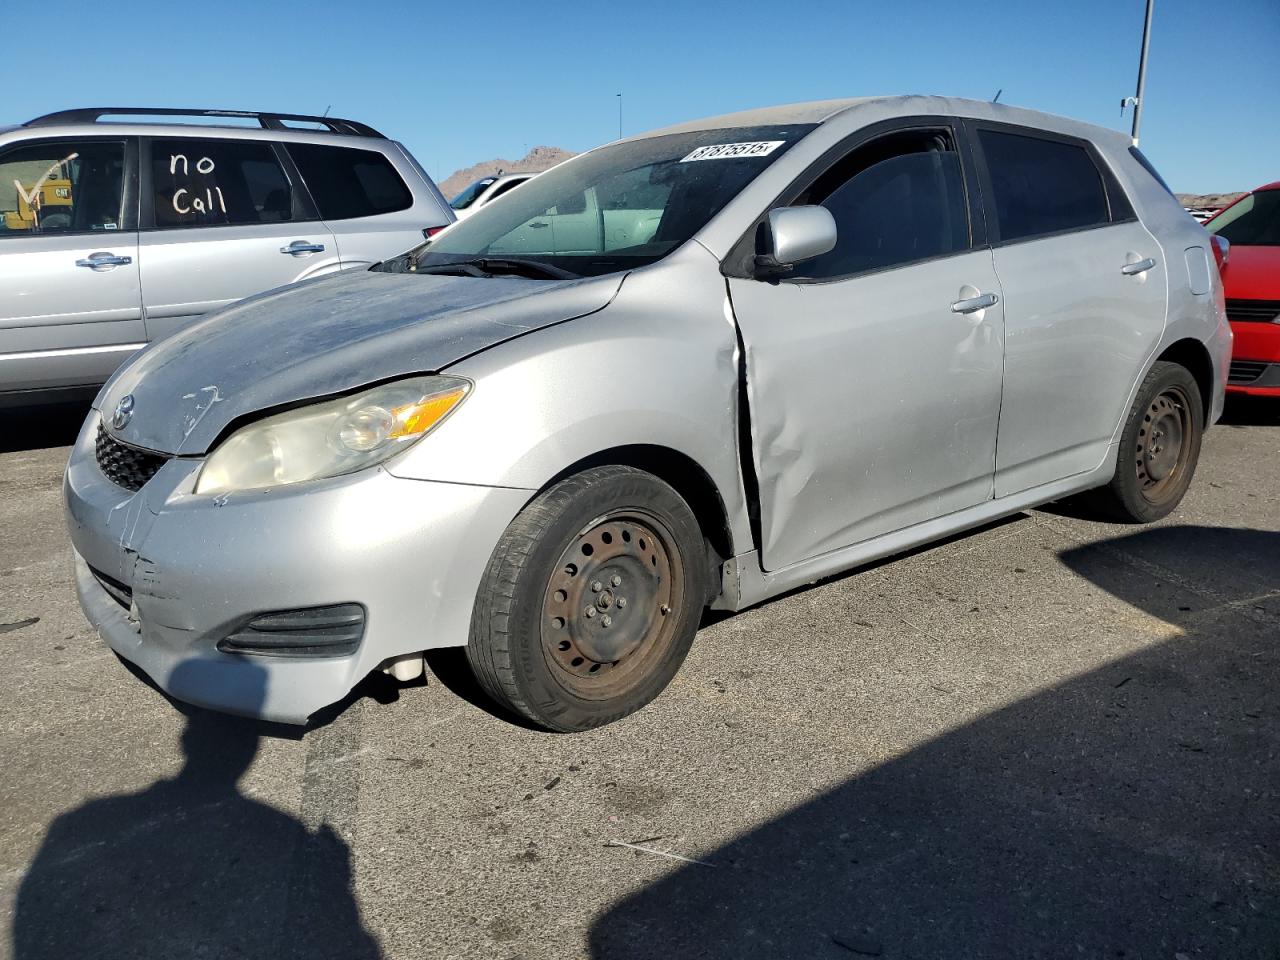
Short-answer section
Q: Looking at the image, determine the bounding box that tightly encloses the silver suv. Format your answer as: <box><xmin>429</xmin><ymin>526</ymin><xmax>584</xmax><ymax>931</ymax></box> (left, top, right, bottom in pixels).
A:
<box><xmin>0</xmin><ymin>107</ymin><xmax>453</xmax><ymax>405</ymax></box>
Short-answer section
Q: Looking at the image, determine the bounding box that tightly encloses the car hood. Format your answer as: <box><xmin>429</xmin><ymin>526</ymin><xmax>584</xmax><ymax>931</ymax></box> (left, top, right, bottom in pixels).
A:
<box><xmin>1222</xmin><ymin>245</ymin><xmax>1280</xmax><ymax>302</ymax></box>
<box><xmin>99</xmin><ymin>269</ymin><xmax>623</xmax><ymax>456</ymax></box>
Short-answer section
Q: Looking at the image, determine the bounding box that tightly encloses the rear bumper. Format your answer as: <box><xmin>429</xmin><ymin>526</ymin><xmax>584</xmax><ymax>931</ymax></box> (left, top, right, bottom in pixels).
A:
<box><xmin>1227</xmin><ymin>320</ymin><xmax>1280</xmax><ymax>396</ymax></box>
<box><xmin>65</xmin><ymin>410</ymin><xmax>531</xmax><ymax>723</ymax></box>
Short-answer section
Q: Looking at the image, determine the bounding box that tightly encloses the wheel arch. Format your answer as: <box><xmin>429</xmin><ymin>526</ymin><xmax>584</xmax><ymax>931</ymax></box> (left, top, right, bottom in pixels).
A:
<box><xmin>544</xmin><ymin>444</ymin><xmax>736</xmax><ymax>584</ymax></box>
<box><xmin>1155</xmin><ymin>337</ymin><xmax>1214</xmax><ymax>423</ymax></box>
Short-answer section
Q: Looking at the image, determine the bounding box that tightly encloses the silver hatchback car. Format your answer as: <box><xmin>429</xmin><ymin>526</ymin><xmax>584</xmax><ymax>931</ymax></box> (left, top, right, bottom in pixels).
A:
<box><xmin>65</xmin><ymin>96</ymin><xmax>1231</xmax><ymax>731</ymax></box>
<box><xmin>1</xmin><ymin>107</ymin><xmax>452</xmax><ymax>405</ymax></box>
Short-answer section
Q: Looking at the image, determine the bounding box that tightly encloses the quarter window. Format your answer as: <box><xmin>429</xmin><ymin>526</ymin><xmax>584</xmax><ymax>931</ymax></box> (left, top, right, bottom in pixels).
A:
<box><xmin>287</xmin><ymin>144</ymin><xmax>413</xmax><ymax>220</ymax></box>
<box><xmin>978</xmin><ymin>130</ymin><xmax>1108</xmax><ymax>242</ymax></box>
<box><xmin>152</xmin><ymin>139</ymin><xmax>293</xmax><ymax>228</ymax></box>
<box><xmin>0</xmin><ymin>141</ymin><xmax>126</xmax><ymax>236</ymax></box>
<box><xmin>789</xmin><ymin>129</ymin><xmax>970</xmax><ymax>279</ymax></box>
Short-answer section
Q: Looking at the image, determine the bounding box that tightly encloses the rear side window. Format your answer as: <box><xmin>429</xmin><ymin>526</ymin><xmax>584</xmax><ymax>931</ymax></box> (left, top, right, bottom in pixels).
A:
<box><xmin>978</xmin><ymin>130</ymin><xmax>1108</xmax><ymax>242</ymax></box>
<box><xmin>789</xmin><ymin>129</ymin><xmax>970</xmax><ymax>279</ymax></box>
<box><xmin>152</xmin><ymin>138</ymin><xmax>293</xmax><ymax>228</ymax></box>
<box><xmin>288</xmin><ymin>144</ymin><xmax>412</xmax><ymax>220</ymax></box>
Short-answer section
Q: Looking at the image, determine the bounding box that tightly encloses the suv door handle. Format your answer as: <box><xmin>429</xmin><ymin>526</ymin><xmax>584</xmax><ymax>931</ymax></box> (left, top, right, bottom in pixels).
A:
<box><xmin>281</xmin><ymin>241</ymin><xmax>325</xmax><ymax>256</ymax></box>
<box><xmin>75</xmin><ymin>252</ymin><xmax>133</xmax><ymax>270</ymax></box>
<box><xmin>1121</xmin><ymin>257</ymin><xmax>1156</xmax><ymax>276</ymax></box>
<box><xmin>528</xmin><ymin>221</ymin><xmax>549</xmax><ymax>229</ymax></box>
<box><xmin>950</xmin><ymin>291</ymin><xmax>999</xmax><ymax>314</ymax></box>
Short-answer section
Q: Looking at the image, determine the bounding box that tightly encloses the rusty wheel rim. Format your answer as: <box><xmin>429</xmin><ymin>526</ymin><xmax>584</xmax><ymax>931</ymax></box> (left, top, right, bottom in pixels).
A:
<box><xmin>540</xmin><ymin>509</ymin><xmax>684</xmax><ymax>699</ymax></box>
<box><xmin>1136</xmin><ymin>385</ymin><xmax>1192</xmax><ymax>503</ymax></box>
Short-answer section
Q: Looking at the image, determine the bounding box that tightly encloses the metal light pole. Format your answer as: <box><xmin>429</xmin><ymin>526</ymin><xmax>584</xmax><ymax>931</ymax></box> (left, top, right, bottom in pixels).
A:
<box><xmin>1125</xmin><ymin>0</ymin><xmax>1155</xmax><ymax>145</ymax></box>
<box><xmin>617</xmin><ymin>93</ymin><xmax>623</xmax><ymax>140</ymax></box>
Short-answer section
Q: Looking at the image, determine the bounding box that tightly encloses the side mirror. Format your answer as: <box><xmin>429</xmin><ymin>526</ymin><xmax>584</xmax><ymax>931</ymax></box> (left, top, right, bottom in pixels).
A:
<box><xmin>1210</xmin><ymin>234</ymin><xmax>1230</xmax><ymax>276</ymax></box>
<box><xmin>755</xmin><ymin>206</ymin><xmax>837</xmax><ymax>276</ymax></box>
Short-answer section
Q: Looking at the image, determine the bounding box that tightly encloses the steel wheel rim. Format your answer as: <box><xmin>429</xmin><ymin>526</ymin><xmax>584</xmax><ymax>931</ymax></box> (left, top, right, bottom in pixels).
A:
<box><xmin>1136</xmin><ymin>385</ymin><xmax>1192</xmax><ymax>502</ymax></box>
<box><xmin>540</xmin><ymin>509</ymin><xmax>684</xmax><ymax>699</ymax></box>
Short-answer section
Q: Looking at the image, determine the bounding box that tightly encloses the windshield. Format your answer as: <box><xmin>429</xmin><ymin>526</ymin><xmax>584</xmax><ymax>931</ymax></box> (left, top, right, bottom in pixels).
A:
<box><xmin>1206</xmin><ymin>190</ymin><xmax>1280</xmax><ymax>246</ymax></box>
<box><xmin>450</xmin><ymin>178</ymin><xmax>496</xmax><ymax>210</ymax></box>
<box><xmin>382</xmin><ymin>124</ymin><xmax>813</xmax><ymax>278</ymax></box>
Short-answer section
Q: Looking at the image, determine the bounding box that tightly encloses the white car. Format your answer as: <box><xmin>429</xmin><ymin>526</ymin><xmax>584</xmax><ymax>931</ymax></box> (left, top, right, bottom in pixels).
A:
<box><xmin>448</xmin><ymin>172</ymin><xmax>534</xmax><ymax>220</ymax></box>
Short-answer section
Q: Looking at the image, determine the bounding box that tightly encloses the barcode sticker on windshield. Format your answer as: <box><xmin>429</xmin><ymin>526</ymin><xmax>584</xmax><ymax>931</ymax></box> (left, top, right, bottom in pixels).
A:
<box><xmin>679</xmin><ymin>141</ymin><xmax>785</xmax><ymax>162</ymax></box>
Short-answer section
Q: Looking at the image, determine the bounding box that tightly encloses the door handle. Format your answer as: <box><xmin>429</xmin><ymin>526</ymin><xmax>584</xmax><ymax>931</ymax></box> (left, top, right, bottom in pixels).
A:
<box><xmin>281</xmin><ymin>241</ymin><xmax>325</xmax><ymax>255</ymax></box>
<box><xmin>950</xmin><ymin>291</ymin><xmax>999</xmax><ymax>314</ymax></box>
<box><xmin>1121</xmin><ymin>257</ymin><xmax>1156</xmax><ymax>276</ymax></box>
<box><xmin>528</xmin><ymin>222</ymin><xmax>550</xmax><ymax>229</ymax></box>
<box><xmin>75</xmin><ymin>252</ymin><xmax>132</xmax><ymax>270</ymax></box>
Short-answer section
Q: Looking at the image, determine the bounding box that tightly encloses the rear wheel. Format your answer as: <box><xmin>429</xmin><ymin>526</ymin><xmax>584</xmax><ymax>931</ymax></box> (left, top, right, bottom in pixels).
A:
<box><xmin>466</xmin><ymin>465</ymin><xmax>706</xmax><ymax>732</ymax></box>
<box><xmin>1084</xmin><ymin>361</ymin><xmax>1204</xmax><ymax>523</ymax></box>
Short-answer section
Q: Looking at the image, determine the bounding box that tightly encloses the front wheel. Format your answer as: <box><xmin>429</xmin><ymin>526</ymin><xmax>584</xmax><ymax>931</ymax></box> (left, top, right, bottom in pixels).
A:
<box><xmin>1084</xmin><ymin>361</ymin><xmax>1204</xmax><ymax>523</ymax></box>
<box><xmin>466</xmin><ymin>465</ymin><xmax>707</xmax><ymax>732</ymax></box>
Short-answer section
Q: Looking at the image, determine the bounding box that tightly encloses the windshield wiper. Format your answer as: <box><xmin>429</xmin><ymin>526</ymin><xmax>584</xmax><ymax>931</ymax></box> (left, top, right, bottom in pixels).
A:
<box><xmin>412</xmin><ymin>257</ymin><xmax>579</xmax><ymax>281</ymax></box>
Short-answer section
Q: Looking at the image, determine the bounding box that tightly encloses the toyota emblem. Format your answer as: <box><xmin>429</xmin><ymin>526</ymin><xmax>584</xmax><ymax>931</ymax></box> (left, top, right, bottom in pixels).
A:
<box><xmin>112</xmin><ymin>394</ymin><xmax>135</xmax><ymax>430</ymax></box>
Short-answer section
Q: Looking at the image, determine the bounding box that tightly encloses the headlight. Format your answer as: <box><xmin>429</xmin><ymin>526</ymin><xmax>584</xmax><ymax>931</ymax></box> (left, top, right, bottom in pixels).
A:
<box><xmin>195</xmin><ymin>375</ymin><xmax>470</xmax><ymax>495</ymax></box>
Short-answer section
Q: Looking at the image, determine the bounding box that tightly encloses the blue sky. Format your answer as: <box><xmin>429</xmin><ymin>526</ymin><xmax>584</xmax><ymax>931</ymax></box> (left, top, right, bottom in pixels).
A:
<box><xmin>3</xmin><ymin>0</ymin><xmax>1276</xmax><ymax>193</ymax></box>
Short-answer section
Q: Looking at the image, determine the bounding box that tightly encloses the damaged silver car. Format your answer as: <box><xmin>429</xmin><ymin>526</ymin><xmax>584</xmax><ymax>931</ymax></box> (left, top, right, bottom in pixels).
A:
<box><xmin>65</xmin><ymin>96</ymin><xmax>1231</xmax><ymax>731</ymax></box>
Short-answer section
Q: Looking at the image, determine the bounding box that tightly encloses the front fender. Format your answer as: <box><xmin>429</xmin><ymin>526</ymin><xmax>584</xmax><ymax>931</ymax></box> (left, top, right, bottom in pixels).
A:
<box><xmin>383</xmin><ymin>245</ymin><xmax>754</xmax><ymax>554</ymax></box>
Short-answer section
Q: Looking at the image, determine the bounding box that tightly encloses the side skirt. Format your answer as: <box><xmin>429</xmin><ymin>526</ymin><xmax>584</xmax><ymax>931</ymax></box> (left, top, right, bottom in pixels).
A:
<box><xmin>713</xmin><ymin>444</ymin><xmax>1118</xmax><ymax>612</ymax></box>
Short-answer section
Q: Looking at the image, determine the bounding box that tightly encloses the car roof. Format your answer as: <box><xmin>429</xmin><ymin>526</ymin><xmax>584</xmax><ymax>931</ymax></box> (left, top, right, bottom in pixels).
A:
<box><xmin>631</xmin><ymin>95</ymin><xmax>1131</xmax><ymax>149</ymax></box>
<box><xmin>1254</xmin><ymin>181</ymin><xmax>1280</xmax><ymax>192</ymax></box>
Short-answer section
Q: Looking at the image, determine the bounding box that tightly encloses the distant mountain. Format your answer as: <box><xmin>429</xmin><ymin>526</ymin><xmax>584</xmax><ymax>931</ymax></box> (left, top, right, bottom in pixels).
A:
<box><xmin>1176</xmin><ymin>192</ymin><xmax>1245</xmax><ymax>211</ymax></box>
<box><xmin>437</xmin><ymin>146</ymin><xmax>577</xmax><ymax>201</ymax></box>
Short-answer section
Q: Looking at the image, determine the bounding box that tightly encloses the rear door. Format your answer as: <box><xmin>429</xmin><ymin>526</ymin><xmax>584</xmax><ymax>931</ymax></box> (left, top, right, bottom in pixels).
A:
<box><xmin>728</xmin><ymin>121</ymin><xmax>1006</xmax><ymax>571</ymax></box>
<box><xmin>971</xmin><ymin>123</ymin><xmax>1167</xmax><ymax>495</ymax></box>
<box><xmin>138</xmin><ymin>136</ymin><xmax>340</xmax><ymax>340</ymax></box>
<box><xmin>285</xmin><ymin>143</ymin><xmax>425</xmax><ymax>267</ymax></box>
<box><xmin>0</xmin><ymin>137</ymin><xmax>143</xmax><ymax>392</ymax></box>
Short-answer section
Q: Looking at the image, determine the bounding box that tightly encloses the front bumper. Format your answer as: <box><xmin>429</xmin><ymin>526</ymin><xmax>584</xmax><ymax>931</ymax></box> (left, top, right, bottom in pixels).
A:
<box><xmin>1227</xmin><ymin>320</ymin><xmax>1280</xmax><ymax>396</ymax></box>
<box><xmin>65</xmin><ymin>411</ymin><xmax>532</xmax><ymax>723</ymax></box>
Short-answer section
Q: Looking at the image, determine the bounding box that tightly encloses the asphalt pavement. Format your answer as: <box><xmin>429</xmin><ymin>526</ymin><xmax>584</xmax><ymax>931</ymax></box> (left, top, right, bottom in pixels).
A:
<box><xmin>2</xmin><ymin>398</ymin><xmax>1277</xmax><ymax>959</ymax></box>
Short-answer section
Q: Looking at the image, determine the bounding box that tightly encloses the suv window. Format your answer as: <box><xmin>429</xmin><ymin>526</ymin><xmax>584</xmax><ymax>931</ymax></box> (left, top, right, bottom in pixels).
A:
<box><xmin>789</xmin><ymin>129</ymin><xmax>970</xmax><ymax>279</ymax></box>
<box><xmin>978</xmin><ymin>129</ymin><xmax>1108</xmax><ymax>242</ymax></box>
<box><xmin>0</xmin><ymin>140</ymin><xmax>126</xmax><ymax>236</ymax></box>
<box><xmin>487</xmin><ymin>178</ymin><xmax>525</xmax><ymax>201</ymax></box>
<box><xmin>152</xmin><ymin>138</ymin><xmax>293</xmax><ymax>228</ymax></box>
<box><xmin>287</xmin><ymin>144</ymin><xmax>412</xmax><ymax>220</ymax></box>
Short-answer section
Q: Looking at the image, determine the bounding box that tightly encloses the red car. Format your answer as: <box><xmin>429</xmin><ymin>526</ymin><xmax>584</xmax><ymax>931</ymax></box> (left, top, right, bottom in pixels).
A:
<box><xmin>1205</xmin><ymin>181</ymin><xmax>1280</xmax><ymax>396</ymax></box>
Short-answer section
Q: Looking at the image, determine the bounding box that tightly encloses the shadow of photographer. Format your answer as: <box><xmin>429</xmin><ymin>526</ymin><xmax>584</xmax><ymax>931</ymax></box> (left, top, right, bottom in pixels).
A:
<box><xmin>589</xmin><ymin>524</ymin><xmax>1279</xmax><ymax>959</ymax></box>
<box><xmin>12</xmin><ymin>658</ymin><xmax>381</xmax><ymax>959</ymax></box>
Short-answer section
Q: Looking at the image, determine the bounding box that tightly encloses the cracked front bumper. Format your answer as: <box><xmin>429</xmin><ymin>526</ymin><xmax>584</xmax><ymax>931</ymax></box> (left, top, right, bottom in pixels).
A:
<box><xmin>64</xmin><ymin>411</ymin><xmax>531</xmax><ymax>723</ymax></box>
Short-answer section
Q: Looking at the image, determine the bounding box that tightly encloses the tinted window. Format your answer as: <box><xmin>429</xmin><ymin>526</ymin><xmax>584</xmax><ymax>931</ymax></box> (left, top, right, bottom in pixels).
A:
<box><xmin>152</xmin><ymin>139</ymin><xmax>292</xmax><ymax>228</ymax></box>
<box><xmin>1207</xmin><ymin>190</ymin><xmax>1280</xmax><ymax>246</ymax></box>
<box><xmin>486</xmin><ymin>178</ymin><xmax>525</xmax><ymax>201</ymax></box>
<box><xmin>288</xmin><ymin>144</ymin><xmax>412</xmax><ymax>220</ymax></box>
<box><xmin>0</xmin><ymin>141</ymin><xmax>125</xmax><ymax>236</ymax></box>
<box><xmin>978</xmin><ymin>130</ymin><xmax>1108</xmax><ymax>242</ymax></box>
<box><xmin>791</xmin><ymin>130</ymin><xmax>970</xmax><ymax>279</ymax></box>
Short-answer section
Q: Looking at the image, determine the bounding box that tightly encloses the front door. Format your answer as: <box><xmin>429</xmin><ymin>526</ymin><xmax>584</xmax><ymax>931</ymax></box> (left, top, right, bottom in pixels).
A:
<box><xmin>0</xmin><ymin>137</ymin><xmax>143</xmax><ymax>391</ymax></box>
<box><xmin>728</xmin><ymin>124</ymin><xmax>1005</xmax><ymax>571</ymax></box>
<box><xmin>139</xmin><ymin>137</ymin><xmax>339</xmax><ymax>341</ymax></box>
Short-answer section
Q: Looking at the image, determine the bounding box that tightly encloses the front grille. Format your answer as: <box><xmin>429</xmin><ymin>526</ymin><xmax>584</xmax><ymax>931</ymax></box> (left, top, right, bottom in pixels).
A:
<box><xmin>89</xmin><ymin>564</ymin><xmax>133</xmax><ymax>610</ymax></box>
<box><xmin>95</xmin><ymin>425</ymin><xmax>169</xmax><ymax>492</ymax></box>
<box><xmin>1225</xmin><ymin>298</ymin><xmax>1280</xmax><ymax>323</ymax></box>
<box><xmin>1228</xmin><ymin>360</ymin><xmax>1268</xmax><ymax>384</ymax></box>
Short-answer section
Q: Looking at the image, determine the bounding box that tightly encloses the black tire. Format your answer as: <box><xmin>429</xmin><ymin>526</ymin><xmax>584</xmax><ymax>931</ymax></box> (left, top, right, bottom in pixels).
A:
<box><xmin>1084</xmin><ymin>361</ymin><xmax>1204</xmax><ymax>523</ymax></box>
<box><xmin>466</xmin><ymin>465</ymin><xmax>707</xmax><ymax>732</ymax></box>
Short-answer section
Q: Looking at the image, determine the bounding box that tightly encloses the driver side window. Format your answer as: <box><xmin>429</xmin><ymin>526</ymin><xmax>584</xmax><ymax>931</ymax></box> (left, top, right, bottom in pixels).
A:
<box><xmin>791</xmin><ymin>129</ymin><xmax>971</xmax><ymax>280</ymax></box>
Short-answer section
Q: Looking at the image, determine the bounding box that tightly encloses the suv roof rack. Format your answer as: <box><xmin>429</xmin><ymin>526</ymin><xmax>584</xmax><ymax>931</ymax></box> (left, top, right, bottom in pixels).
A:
<box><xmin>23</xmin><ymin>107</ymin><xmax>385</xmax><ymax>138</ymax></box>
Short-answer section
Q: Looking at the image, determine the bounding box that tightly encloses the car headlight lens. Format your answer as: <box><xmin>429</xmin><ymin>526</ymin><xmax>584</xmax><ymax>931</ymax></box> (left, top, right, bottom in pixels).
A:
<box><xmin>195</xmin><ymin>375</ymin><xmax>470</xmax><ymax>495</ymax></box>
